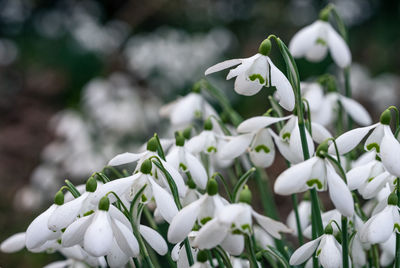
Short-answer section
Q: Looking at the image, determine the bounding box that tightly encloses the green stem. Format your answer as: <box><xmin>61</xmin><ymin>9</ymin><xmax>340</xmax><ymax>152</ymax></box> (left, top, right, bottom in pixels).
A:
<box><xmin>372</xmin><ymin>244</ymin><xmax>380</xmax><ymax>268</ymax></box>
<box><xmin>291</xmin><ymin>194</ymin><xmax>304</xmax><ymax>245</ymax></box>
<box><xmin>131</xmin><ymin>220</ymin><xmax>155</xmax><ymax>268</ymax></box>
<box><xmin>245</xmin><ymin>234</ymin><xmax>259</xmax><ymax>268</ymax></box>
<box><xmin>341</xmin><ymin>216</ymin><xmax>349</xmax><ymax>268</ymax></box>
<box><xmin>343</xmin><ymin>67</ymin><xmax>353</xmax><ymax>131</ymax></box>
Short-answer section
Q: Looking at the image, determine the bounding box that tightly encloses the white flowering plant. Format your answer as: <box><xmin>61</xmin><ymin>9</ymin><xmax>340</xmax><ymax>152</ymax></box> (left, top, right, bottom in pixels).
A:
<box><xmin>2</xmin><ymin>3</ymin><xmax>400</xmax><ymax>268</ymax></box>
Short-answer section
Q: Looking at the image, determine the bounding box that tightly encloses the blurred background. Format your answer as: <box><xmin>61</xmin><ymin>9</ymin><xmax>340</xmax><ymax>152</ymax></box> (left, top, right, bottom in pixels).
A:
<box><xmin>0</xmin><ymin>0</ymin><xmax>399</xmax><ymax>266</ymax></box>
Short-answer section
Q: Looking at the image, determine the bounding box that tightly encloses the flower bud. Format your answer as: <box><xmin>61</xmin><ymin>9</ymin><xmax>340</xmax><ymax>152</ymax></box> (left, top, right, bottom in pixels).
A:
<box><xmin>380</xmin><ymin>109</ymin><xmax>391</xmax><ymax>125</ymax></box>
<box><xmin>197</xmin><ymin>250</ymin><xmax>208</xmax><ymax>263</ymax></box>
<box><xmin>324</xmin><ymin>222</ymin><xmax>333</xmax><ymax>235</ymax></box>
<box><xmin>86</xmin><ymin>176</ymin><xmax>97</xmax><ymax>192</ymax></box>
<box><xmin>204</xmin><ymin>118</ymin><xmax>213</xmax><ymax>131</ymax></box>
<box><xmin>387</xmin><ymin>192</ymin><xmax>398</xmax><ymax>206</ymax></box>
<box><xmin>175</xmin><ymin>132</ymin><xmax>185</xmax><ymax>147</ymax></box>
<box><xmin>316</xmin><ymin>140</ymin><xmax>329</xmax><ymax>158</ymax></box>
<box><xmin>54</xmin><ymin>190</ymin><xmax>64</xmax><ymax>205</ymax></box>
<box><xmin>183</xmin><ymin>126</ymin><xmax>192</xmax><ymax>140</ymax></box>
<box><xmin>140</xmin><ymin>159</ymin><xmax>152</xmax><ymax>174</ymax></box>
<box><xmin>239</xmin><ymin>185</ymin><xmax>252</xmax><ymax>204</ymax></box>
<box><xmin>206</xmin><ymin>178</ymin><xmax>218</xmax><ymax>196</ymax></box>
<box><xmin>147</xmin><ymin>137</ymin><xmax>158</xmax><ymax>152</ymax></box>
<box><xmin>98</xmin><ymin>196</ymin><xmax>110</xmax><ymax>211</ymax></box>
<box><xmin>259</xmin><ymin>39</ymin><xmax>271</xmax><ymax>56</ymax></box>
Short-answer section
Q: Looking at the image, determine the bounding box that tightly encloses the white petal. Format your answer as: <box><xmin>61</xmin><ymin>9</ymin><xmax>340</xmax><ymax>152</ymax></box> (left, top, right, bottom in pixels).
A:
<box><xmin>218</xmin><ymin>134</ymin><xmax>253</xmax><ymax>160</ymax></box>
<box><xmin>289</xmin><ymin>236</ymin><xmax>322</xmax><ymax>265</ymax></box>
<box><xmin>270</xmin><ymin>130</ymin><xmax>301</xmax><ymax>164</ymax></box>
<box><xmin>318</xmin><ymin>235</ymin><xmax>342</xmax><ymax>268</ymax></box>
<box><xmin>327</xmin><ymin>24</ymin><xmax>351</xmax><ymax>68</ymax></box>
<box><xmin>26</xmin><ymin>204</ymin><xmax>59</xmax><ymax>250</ymax></box>
<box><xmin>326</xmin><ymin>164</ymin><xmax>354</xmax><ymax>217</ymax></box>
<box><xmin>205</xmin><ymin>59</ymin><xmax>242</xmax><ymax>75</ymax></box>
<box><xmin>249</xmin><ymin>129</ymin><xmax>275</xmax><ymax>168</ymax></box>
<box><xmin>62</xmin><ymin>214</ymin><xmax>93</xmax><ymax>247</ymax></box>
<box><xmin>339</xmin><ymin>96</ymin><xmax>371</xmax><ymax>126</ymax></box>
<box><xmin>185</xmin><ymin>152</ymin><xmax>208</xmax><ymax>190</ymax></box>
<box><xmin>305</xmin><ymin>43</ymin><xmax>328</xmax><ymax>62</ymax></box>
<box><xmin>140</xmin><ymin>225</ymin><xmax>168</xmax><ymax>255</ymax></box>
<box><xmin>328</xmin><ymin>124</ymin><xmax>378</xmax><ymax>154</ymax></box>
<box><xmin>193</xmin><ymin>218</ymin><xmax>228</xmax><ymax>249</ymax></box>
<box><xmin>150</xmin><ymin>179</ymin><xmax>178</xmax><ymax>223</ymax></box>
<box><xmin>364</xmin><ymin>124</ymin><xmax>385</xmax><ymax>152</ymax></box>
<box><xmin>234</xmin><ymin>73</ymin><xmax>264</xmax><ymax>96</ymax></box>
<box><xmin>268</xmin><ymin>58</ymin><xmax>295</xmax><ymax>111</ymax></box>
<box><xmin>381</xmin><ymin>126</ymin><xmax>400</xmax><ymax>177</ymax></box>
<box><xmin>107</xmin><ymin>240</ymin><xmax>129</xmax><ymax>268</ymax></box>
<box><xmin>161</xmin><ymin>159</ymin><xmax>187</xmax><ymax>198</ymax></box>
<box><xmin>226</xmin><ymin>54</ymin><xmax>260</xmax><ymax>80</ymax></box>
<box><xmin>220</xmin><ymin>234</ymin><xmax>244</xmax><ymax>256</ymax></box>
<box><xmin>360</xmin><ymin>206</ymin><xmax>395</xmax><ymax>244</ymax></box>
<box><xmin>274</xmin><ymin>157</ymin><xmax>318</xmax><ymax>195</ymax></box>
<box><xmin>170</xmin><ymin>93</ymin><xmax>202</xmax><ymax>126</ymax></box>
<box><xmin>346</xmin><ymin>161</ymin><xmax>375</xmax><ymax>190</ymax></box>
<box><xmin>0</xmin><ymin>233</ymin><xmax>26</xmax><ymax>253</ymax></box>
<box><xmin>289</xmin><ymin>21</ymin><xmax>320</xmax><ymax>58</ymax></box>
<box><xmin>112</xmin><ymin>219</ymin><xmax>140</xmax><ymax>257</ymax></box>
<box><xmin>311</xmin><ymin>122</ymin><xmax>332</xmax><ymax>144</ymax></box>
<box><xmin>361</xmin><ymin>172</ymin><xmax>391</xmax><ymax>199</ymax></box>
<box><xmin>92</xmin><ymin>174</ymin><xmax>139</xmax><ymax>204</ymax></box>
<box><xmin>289</xmin><ymin>122</ymin><xmax>315</xmax><ymax>163</ymax></box>
<box><xmin>302</xmin><ymin>82</ymin><xmax>324</xmax><ymax>112</ymax></box>
<box><xmin>252</xmin><ymin>210</ymin><xmax>292</xmax><ymax>239</ymax></box>
<box><xmin>108</xmin><ymin>152</ymin><xmax>145</xmax><ymax>166</ymax></box>
<box><xmin>84</xmin><ymin>211</ymin><xmax>113</xmax><ymax>257</ymax></box>
<box><xmin>168</xmin><ymin>198</ymin><xmax>203</xmax><ymax>243</ymax></box>
<box><xmin>237</xmin><ymin>115</ymin><xmax>291</xmax><ymax>133</ymax></box>
<box><xmin>48</xmin><ymin>192</ymin><xmax>89</xmax><ymax>231</ymax></box>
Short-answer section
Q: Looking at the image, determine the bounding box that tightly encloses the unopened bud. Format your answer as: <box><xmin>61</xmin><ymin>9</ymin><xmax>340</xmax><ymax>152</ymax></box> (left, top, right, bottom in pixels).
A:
<box><xmin>206</xmin><ymin>178</ymin><xmax>218</xmax><ymax>196</ymax></box>
<box><xmin>98</xmin><ymin>196</ymin><xmax>110</xmax><ymax>211</ymax></box>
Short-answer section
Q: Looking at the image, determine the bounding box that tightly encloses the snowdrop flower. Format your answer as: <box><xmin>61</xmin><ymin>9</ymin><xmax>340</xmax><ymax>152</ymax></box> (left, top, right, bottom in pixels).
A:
<box><xmin>253</xmin><ymin>225</ymin><xmax>275</xmax><ymax>249</ymax></box>
<box><xmin>290</xmin><ymin>223</ymin><xmax>344</xmax><ymax>268</ymax></box>
<box><xmin>274</xmin><ymin>143</ymin><xmax>354</xmax><ymax>217</ymax></box>
<box><xmin>379</xmin><ymin>233</ymin><xmax>396</xmax><ymax>267</ymax></box>
<box><xmin>301</xmin><ymin>82</ymin><xmax>371</xmax><ymax>126</ymax></box>
<box><xmin>186</xmin><ymin>118</ymin><xmax>224</xmax><ymax>156</ymax></box>
<box><xmin>168</xmin><ymin>179</ymin><xmax>226</xmax><ymax>244</ymax></box>
<box><xmin>108</xmin><ymin>137</ymin><xmax>187</xmax><ymax>198</ymax></box>
<box><xmin>193</xmin><ymin>188</ymin><xmax>291</xmax><ymax>254</ymax></box>
<box><xmin>190</xmin><ymin>250</ymin><xmax>212</xmax><ymax>268</ymax></box>
<box><xmin>48</xmin><ymin>177</ymin><xmax>98</xmax><ymax>231</ymax></box>
<box><xmin>205</xmin><ymin>39</ymin><xmax>295</xmax><ymax>111</ymax></box>
<box><xmin>219</xmin><ymin>115</ymin><xmax>291</xmax><ymax>167</ymax></box>
<box><xmin>346</xmin><ymin>154</ymin><xmax>395</xmax><ymax>199</ymax></box>
<box><xmin>360</xmin><ymin>193</ymin><xmax>400</xmax><ymax>244</ymax></box>
<box><xmin>289</xmin><ymin>15</ymin><xmax>351</xmax><ymax>68</ymax></box>
<box><xmin>160</xmin><ymin>90</ymin><xmax>217</xmax><ymax>127</ymax></box>
<box><xmin>166</xmin><ymin>134</ymin><xmax>208</xmax><ymax>190</ymax></box>
<box><xmin>93</xmin><ymin>159</ymin><xmax>179</xmax><ymax>223</ymax></box>
<box><xmin>329</xmin><ymin>109</ymin><xmax>400</xmax><ymax>177</ymax></box>
<box><xmin>303</xmin><ymin>209</ymin><xmax>342</xmax><ymax>239</ymax></box>
<box><xmin>171</xmin><ymin>231</ymin><xmax>199</xmax><ymax>268</ymax></box>
<box><xmin>287</xmin><ymin>199</ymin><xmax>312</xmax><ymax>236</ymax></box>
<box><xmin>350</xmin><ymin>215</ymin><xmax>369</xmax><ymax>268</ymax></box>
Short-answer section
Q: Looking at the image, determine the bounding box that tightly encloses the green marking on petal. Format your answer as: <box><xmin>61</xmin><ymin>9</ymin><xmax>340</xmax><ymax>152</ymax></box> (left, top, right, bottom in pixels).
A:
<box><xmin>316</xmin><ymin>249</ymin><xmax>322</xmax><ymax>256</ymax></box>
<box><xmin>366</xmin><ymin>143</ymin><xmax>380</xmax><ymax>153</ymax></box>
<box><xmin>194</xmin><ymin>110</ymin><xmax>202</xmax><ymax>118</ymax></box>
<box><xmin>179</xmin><ymin>163</ymin><xmax>187</xmax><ymax>171</ymax></box>
<box><xmin>282</xmin><ymin>132</ymin><xmax>291</xmax><ymax>140</ymax></box>
<box><xmin>83</xmin><ymin>210</ymin><xmax>94</xmax><ymax>216</ymax></box>
<box><xmin>207</xmin><ymin>146</ymin><xmax>217</xmax><ymax>153</ymax></box>
<box><xmin>200</xmin><ymin>217</ymin><xmax>212</xmax><ymax>225</ymax></box>
<box><xmin>141</xmin><ymin>194</ymin><xmax>147</xmax><ymax>202</ymax></box>
<box><xmin>316</xmin><ymin>38</ymin><xmax>327</xmax><ymax>46</ymax></box>
<box><xmin>394</xmin><ymin>223</ymin><xmax>400</xmax><ymax>233</ymax></box>
<box><xmin>241</xmin><ymin>224</ymin><xmax>251</xmax><ymax>232</ymax></box>
<box><xmin>249</xmin><ymin>74</ymin><xmax>265</xmax><ymax>84</ymax></box>
<box><xmin>306</xmin><ymin>179</ymin><xmax>323</xmax><ymax>190</ymax></box>
<box><xmin>254</xmin><ymin>144</ymin><xmax>270</xmax><ymax>154</ymax></box>
<box><xmin>367</xmin><ymin>177</ymin><xmax>375</xmax><ymax>182</ymax></box>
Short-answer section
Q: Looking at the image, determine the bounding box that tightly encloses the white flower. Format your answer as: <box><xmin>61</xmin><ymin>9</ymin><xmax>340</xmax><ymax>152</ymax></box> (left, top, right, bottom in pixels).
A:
<box><xmin>205</xmin><ymin>49</ymin><xmax>295</xmax><ymax>111</ymax></box>
<box><xmin>160</xmin><ymin>92</ymin><xmax>217</xmax><ymax>127</ymax></box>
<box><xmin>193</xmin><ymin>203</ymin><xmax>291</xmax><ymax>254</ymax></box>
<box><xmin>274</xmin><ymin>154</ymin><xmax>354</xmax><ymax>217</ymax></box>
<box><xmin>350</xmin><ymin>215</ymin><xmax>369</xmax><ymax>268</ymax></box>
<box><xmin>218</xmin><ymin>115</ymin><xmax>291</xmax><ymax>167</ymax></box>
<box><xmin>168</xmin><ymin>190</ymin><xmax>226</xmax><ymax>244</ymax></box>
<box><xmin>290</xmin><ymin>231</ymin><xmax>343</xmax><ymax>268</ymax></box>
<box><xmin>359</xmin><ymin>193</ymin><xmax>400</xmax><ymax>244</ymax></box>
<box><xmin>346</xmin><ymin>155</ymin><xmax>395</xmax><ymax>199</ymax></box>
<box><xmin>286</xmin><ymin>200</ymin><xmax>312</xmax><ymax>236</ymax></box>
<box><xmin>166</xmin><ymin>141</ymin><xmax>208</xmax><ymax>190</ymax></box>
<box><xmin>301</xmin><ymin>82</ymin><xmax>371</xmax><ymax>126</ymax></box>
<box><xmin>289</xmin><ymin>20</ymin><xmax>351</xmax><ymax>68</ymax></box>
<box><xmin>379</xmin><ymin>233</ymin><xmax>395</xmax><ymax>267</ymax></box>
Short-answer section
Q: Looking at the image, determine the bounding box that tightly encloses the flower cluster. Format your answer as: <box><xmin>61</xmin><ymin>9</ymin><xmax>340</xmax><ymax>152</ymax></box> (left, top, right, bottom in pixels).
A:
<box><xmin>2</xmin><ymin>3</ymin><xmax>400</xmax><ymax>268</ymax></box>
